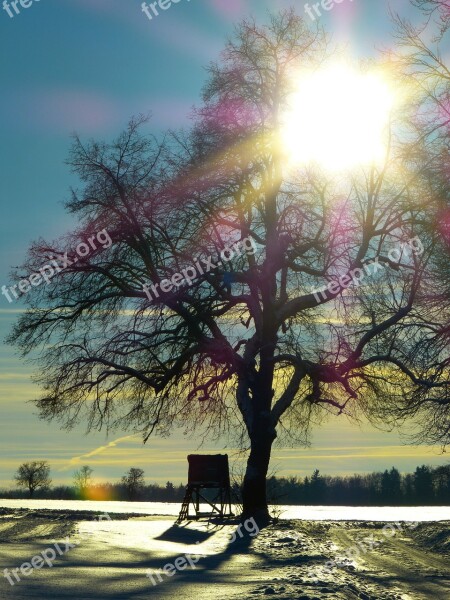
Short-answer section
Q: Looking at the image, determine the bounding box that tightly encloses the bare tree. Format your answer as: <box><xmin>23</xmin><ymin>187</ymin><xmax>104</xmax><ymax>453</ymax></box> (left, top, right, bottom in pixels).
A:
<box><xmin>73</xmin><ymin>465</ymin><xmax>93</xmax><ymax>499</ymax></box>
<box><xmin>14</xmin><ymin>461</ymin><xmax>51</xmax><ymax>498</ymax></box>
<box><xmin>121</xmin><ymin>468</ymin><xmax>145</xmax><ymax>501</ymax></box>
<box><xmin>8</xmin><ymin>10</ymin><xmax>449</xmax><ymax>521</ymax></box>
<box><xmin>386</xmin><ymin>0</ymin><xmax>450</xmax><ymax>445</ymax></box>
<box><xmin>411</xmin><ymin>0</ymin><xmax>450</xmax><ymax>39</ymax></box>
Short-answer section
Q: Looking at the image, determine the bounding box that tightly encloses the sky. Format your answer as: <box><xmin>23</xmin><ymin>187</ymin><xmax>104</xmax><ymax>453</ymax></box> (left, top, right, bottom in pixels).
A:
<box><xmin>0</xmin><ymin>0</ymin><xmax>447</xmax><ymax>490</ymax></box>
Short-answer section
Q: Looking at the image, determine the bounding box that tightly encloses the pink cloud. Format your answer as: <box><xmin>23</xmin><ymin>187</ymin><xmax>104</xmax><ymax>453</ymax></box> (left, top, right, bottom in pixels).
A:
<box><xmin>135</xmin><ymin>97</ymin><xmax>194</xmax><ymax>128</ymax></box>
<box><xmin>0</xmin><ymin>85</ymin><xmax>198</xmax><ymax>136</ymax></box>
<box><xmin>209</xmin><ymin>0</ymin><xmax>247</xmax><ymax>19</ymax></box>
<box><xmin>74</xmin><ymin>0</ymin><xmax>123</xmax><ymax>16</ymax></box>
<box><xmin>0</xmin><ymin>88</ymin><xmax>121</xmax><ymax>135</ymax></box>
<box><xmin>28</xmin><ymin>89</ymin><xmax>122</xmax><ymax>134</ymax></box>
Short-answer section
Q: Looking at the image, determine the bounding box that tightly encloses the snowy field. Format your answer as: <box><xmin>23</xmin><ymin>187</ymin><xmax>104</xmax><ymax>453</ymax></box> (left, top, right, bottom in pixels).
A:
<box><xmin>0</xmin><ymin>502</ymin><xmax>449</xmax><ymax>599</ymax></box>
<box><xmin>0</xmin><ymin>499</ymin><xmax>449</xmax><ymax>521</ymax></box>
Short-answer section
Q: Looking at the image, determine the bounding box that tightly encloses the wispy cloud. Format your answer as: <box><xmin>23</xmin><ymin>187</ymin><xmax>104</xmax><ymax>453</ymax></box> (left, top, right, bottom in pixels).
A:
<box><xmin>65</xmin><ymin>435</ymin><xmax>141</xmax><ymax>469</ymax></box>
<box><xmin>208</xmin><ymin>0</ymin><xmax>248</xmax><ymax>20</ymax></box>
<box><xmin>0</xmin><ymin>373</ymin><xmax>32</xmax><ymax>381</ymax></box>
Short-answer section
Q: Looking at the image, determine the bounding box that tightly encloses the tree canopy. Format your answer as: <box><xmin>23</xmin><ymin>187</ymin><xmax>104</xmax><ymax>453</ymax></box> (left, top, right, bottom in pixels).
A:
<box><xmin>8</xmin><ymin>7</ymin><xmax>449</xmax><ymax>518</ymax></box>
<box><xmin>14</xmin><ymin>461</ymin><xmax>51</xmax><ymax>498</ymax></box>
<box><xmin>121</xmin><ymin>467</ymin><xmax>146</xmax><ymax>501</ymax></box>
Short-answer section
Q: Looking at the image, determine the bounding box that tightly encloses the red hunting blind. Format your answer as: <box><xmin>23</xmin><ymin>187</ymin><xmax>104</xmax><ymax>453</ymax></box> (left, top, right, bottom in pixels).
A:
<box><xmin>177</xmin><ymin>454</ymin><xmax>233</xmax><ymax>522</ymax></box>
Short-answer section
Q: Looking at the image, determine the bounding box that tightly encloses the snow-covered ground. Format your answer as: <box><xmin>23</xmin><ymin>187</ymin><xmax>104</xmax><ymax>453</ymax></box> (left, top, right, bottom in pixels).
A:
<box><xmin>0</xmin><ymin>505</ymin><xmax>449</xmax><ymax>599</ymax></box>
<box><xmin>0</xmin><ymin>499</ymin><xmax>448</xmax><ymax>521</ymax></box>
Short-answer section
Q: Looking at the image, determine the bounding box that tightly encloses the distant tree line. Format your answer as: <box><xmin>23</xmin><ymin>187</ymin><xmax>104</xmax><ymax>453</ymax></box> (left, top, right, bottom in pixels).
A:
<box><xmin>266</xmin><ymin>465</ymin><xmax>450</xmax><ymax>506</ymax></box>
<box><xmin>4</xmin><ymin>463</ymin><xmax>186</xmax><ymax>502</ymax></box>
<box><xmin>2</xmin><ymin>462</ymin><xmax>449</xmax><ymax>505</ymax></box>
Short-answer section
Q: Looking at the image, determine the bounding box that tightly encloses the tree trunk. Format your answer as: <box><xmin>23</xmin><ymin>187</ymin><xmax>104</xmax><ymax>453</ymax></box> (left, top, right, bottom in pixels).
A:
<box><xmin>241</xmin><ymin>171</ymin><xmax>280</xmax><ymax>524</ymax></box>
<box><xmin>241</xmin><ymin>439</ymin><xmax>273</xmax><ymax>523</ymax></box>
<box><xmin>241</xmin><ymin>409</ymin><xmax>277</xmax><ymax>524</ymax></box>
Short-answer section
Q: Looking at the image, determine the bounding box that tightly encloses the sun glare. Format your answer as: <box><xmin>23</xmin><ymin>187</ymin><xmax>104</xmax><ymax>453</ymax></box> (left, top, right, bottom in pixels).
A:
<box><xmin>281</xmin><ymin>64</ymin><xmax>395</xmax><ymax>171</ymax></box>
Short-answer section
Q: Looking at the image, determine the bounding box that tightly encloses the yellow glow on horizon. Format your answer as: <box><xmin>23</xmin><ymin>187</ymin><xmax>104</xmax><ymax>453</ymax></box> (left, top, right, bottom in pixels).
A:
<box><xmin>281</xmin><ymin>64</ymin><xmax>395</xmax><ymax>171</ymax></box>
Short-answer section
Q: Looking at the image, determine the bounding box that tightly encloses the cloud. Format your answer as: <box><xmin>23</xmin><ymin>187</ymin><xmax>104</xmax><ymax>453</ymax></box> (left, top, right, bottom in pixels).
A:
<box><xmin>0</xmin><ymin>87</ymin><xmax>123</xmax><ymax>135</ymax></box>
<box><xmin>0</xmin><ymin>373</ymin><xmax>32</xmax><ymax>381</ymax></box>
<box><xmin>209</xmin><ymin>0</ymin><xmax>248</xmax><ymax>19</ymax></box>
<box><xmin>30</xmin><ymin>89</ymin><xmax>122</xmax><ymax>134</ymax></box>
<box><xmin>0</xmin><ymin>84</ymin><xmax>197</xmax><ymax>137</ymax></box>
<box><xmin>66</xmin><ymin>435</ymin><xmax>141</xmax><ymax>469</ymax></box>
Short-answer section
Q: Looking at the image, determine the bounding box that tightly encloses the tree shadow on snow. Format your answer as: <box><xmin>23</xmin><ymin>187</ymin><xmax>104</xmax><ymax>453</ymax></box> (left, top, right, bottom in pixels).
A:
<box><xmin>4</xmin><ymin>518</ymin><xmax>266</xmax><ymax>600</ymax></box>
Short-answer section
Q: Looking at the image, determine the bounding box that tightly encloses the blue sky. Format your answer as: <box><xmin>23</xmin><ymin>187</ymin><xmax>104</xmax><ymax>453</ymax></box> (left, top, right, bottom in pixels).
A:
<box><xmin>1</xmin><ymin>0</ymin><xmax>446</xmax><ymax>489</ymax></box>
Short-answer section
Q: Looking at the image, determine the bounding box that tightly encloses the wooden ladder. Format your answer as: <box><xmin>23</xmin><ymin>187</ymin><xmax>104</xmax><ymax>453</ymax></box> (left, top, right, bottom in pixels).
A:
<box><xmin>177</xmin><ymin>487</ymin><xmax>192</xmax><ymax>522</ymax></box>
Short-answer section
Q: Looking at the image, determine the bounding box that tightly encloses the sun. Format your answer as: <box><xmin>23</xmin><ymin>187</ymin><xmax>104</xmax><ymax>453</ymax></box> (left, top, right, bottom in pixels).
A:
<box><xmin>280</xmin><ymin>64</ymin><xmax>395</xmax><ymax>171</ymax></box>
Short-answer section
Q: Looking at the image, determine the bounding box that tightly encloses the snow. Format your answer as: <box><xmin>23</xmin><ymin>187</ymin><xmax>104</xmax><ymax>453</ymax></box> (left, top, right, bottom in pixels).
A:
<box><xmin>0</xmin><ymin>504</ymin><xmax>449</xmax><ymax>599</ymax></box>
<box><xmin>0</xmin><ymin>499</ymin><xmax>448</xmax><ymax>521</ymax></box>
